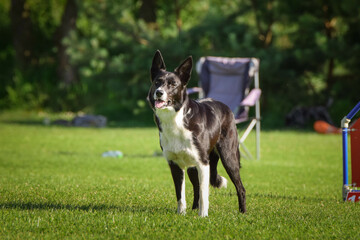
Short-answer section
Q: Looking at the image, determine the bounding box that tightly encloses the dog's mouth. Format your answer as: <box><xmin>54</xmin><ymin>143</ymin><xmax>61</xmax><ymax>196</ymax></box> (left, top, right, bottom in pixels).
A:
<box><xmin>155</xmin><ymin>100</ymin><xmax>171</xmax><ymax>109</ymax></box>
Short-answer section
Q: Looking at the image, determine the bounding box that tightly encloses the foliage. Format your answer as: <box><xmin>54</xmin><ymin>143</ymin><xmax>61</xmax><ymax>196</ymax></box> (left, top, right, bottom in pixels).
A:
<box><xmin>1</xmin><ymin>112</ymin><xmax>360</xmax><ymax>239</ymax></box>
<box><xmin>0</xmin><ymin>0</ymin><xmax>359</xmax><ymax>125</ymax></box>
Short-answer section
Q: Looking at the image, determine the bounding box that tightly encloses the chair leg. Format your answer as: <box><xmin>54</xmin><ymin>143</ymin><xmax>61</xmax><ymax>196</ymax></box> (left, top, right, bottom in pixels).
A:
<box><xmin>239</xmin><ymin>142</ymin><xmax>253</xmax><ymax>160</ymax></box>
<box><xmin>240</xmin><ymin>119</ymin><xmax>257</xmax><ymax>143</ymax></box>
<box><xmin>239</xmin><ymin>119</ymin><xmax>257</xmax><ymax>160</ymax></box>
<box><xmin>256</xmin><ymin>119</ymin><xmax>260</xmax><ymax>160</ymax></box>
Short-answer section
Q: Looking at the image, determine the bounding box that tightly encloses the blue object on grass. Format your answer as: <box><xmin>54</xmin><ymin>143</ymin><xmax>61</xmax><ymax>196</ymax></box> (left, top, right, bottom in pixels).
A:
<box><xmin>102</xmin><ymin>150</ymin><xmax>123</xmax><ymax>158</ymax></box>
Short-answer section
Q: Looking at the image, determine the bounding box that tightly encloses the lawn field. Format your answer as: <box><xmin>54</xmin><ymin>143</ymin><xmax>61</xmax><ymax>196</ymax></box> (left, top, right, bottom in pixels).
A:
<box><xmin>0</xmin><ymin>112</ymin><xmax>359</xmax><ymax>239</ymax></box>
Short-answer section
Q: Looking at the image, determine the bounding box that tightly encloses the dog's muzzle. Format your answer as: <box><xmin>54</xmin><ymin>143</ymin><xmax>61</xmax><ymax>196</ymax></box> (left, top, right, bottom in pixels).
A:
<box><xmin>154</xmin><ymin>89</ymin><xmax>170</xmax><ymax>109</ymax></box>
<box><xmin>155</xmin><ymin>89</ymin><xmax>164</xmax><ymax>98</ymax></box>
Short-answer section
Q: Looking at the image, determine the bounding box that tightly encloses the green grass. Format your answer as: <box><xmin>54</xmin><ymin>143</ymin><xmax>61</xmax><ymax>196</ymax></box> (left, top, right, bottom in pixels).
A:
<box><xmin>0</xmin><ymin>111</ymin><xmax>359</xmax><ymax>239</ymax></box>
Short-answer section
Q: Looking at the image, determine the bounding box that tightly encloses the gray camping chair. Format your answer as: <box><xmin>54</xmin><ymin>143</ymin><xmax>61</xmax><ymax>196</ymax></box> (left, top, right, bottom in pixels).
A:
<box><xmin>188</xmin><ymin>57</ymin><xmax>261</xmax><ymax>160</ymax></box>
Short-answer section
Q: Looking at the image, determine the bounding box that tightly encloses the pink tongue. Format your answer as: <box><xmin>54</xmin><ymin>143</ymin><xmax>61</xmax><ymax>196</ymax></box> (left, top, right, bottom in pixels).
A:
<box><xmin>155</xmin><ymin>100</ymin><xmax>166</xmax><ymax>109</ymax></box>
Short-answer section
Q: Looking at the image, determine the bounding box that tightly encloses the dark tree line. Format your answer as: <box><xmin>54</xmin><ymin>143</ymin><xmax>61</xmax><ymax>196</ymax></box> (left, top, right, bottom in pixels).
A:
<box><xmin>1</xmin><ymin>0</ymin><xmax>359</xmax><ymax>126</ymax></box>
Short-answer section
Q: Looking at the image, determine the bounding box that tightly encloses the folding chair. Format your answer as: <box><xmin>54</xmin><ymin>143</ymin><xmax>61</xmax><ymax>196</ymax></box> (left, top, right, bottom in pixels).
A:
<box><xmin>188</xmin><ymin>56</ymin><xmax>261</xmax><ymax>160</ymax></box>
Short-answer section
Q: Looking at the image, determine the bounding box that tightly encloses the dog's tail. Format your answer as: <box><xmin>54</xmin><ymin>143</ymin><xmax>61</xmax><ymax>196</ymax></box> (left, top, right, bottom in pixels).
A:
<box><xmin>210</xmin><ymin>174</ymin><xmax>228</xmax><ymax>189</ymax></box>
<box><xmin>209</xmin><ymin>150</ymin><xmax>228</xmax><ymax>189</ymax></box>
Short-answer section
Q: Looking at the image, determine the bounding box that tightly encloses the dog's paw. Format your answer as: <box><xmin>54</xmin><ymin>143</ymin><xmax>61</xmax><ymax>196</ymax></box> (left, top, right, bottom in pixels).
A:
<box><xmin>177</xmin><ymin>201</ymin><xmax>187</xmax><ymax>215</ymax></box>
<box><xmin>219</xmin><ymin>176</ymin><xmax>228</xmax><ymax>189</ymax></box>
<box><xmin>177</xmin><ymin>209</ymin><xmax>186</xmax><ymax>215</ymax></box>
<box><xmin>198</xmin><ymin>210</ymin><xmax>208</xmax><ymax>217</ymax></box>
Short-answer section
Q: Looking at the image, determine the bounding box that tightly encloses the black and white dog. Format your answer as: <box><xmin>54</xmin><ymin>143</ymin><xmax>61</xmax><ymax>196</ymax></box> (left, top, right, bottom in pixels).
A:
<box><xmin>147</xmin><ymin>50</ymin><xmax>246</xmax><ymax>217</ymax></box>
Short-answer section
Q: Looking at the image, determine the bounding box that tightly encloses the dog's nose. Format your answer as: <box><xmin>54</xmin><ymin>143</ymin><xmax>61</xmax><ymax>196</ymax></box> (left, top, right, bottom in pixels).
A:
<box><xmin>155</xmin><ymin>89</ymin><xmax>164</xmax><ymax>98</ymax></box>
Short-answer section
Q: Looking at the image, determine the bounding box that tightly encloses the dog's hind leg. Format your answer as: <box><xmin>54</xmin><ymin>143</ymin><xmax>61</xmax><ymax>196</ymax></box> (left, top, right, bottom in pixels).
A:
<box><xmin>209</xmin><ymin>150</ymin><xmax>228</xmax><ymax>189</ymax></box>
<box><xmin>187</xmin><ymin>167</ymin><xmax>199</xmax><ymax>210</ymax></box>
<box><xmin>169</xmin><ymin>161</ymin><xmax>186</xmax><ymax>214</ymax></box>
<box><xmin>216</xmin><ymin>128</ymin><xmax>246</xmax><ymax>213</ymax></box>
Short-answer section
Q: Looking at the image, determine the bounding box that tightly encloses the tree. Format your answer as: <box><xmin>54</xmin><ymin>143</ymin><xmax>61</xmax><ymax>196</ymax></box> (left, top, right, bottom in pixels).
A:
<box><xmin>250</xmin><ymin>0</ymin><xmax>275</xmax><ymax>48</ymax></box>
<box><xmin>55</xmin><ymin>0</ymin><xmax>78</xmax><ymax>86</ymax></box>
<box><xmin>10</xmin><ymin>0</ymin><xmax>33</xmax><ymax>70</ymax></box>
<box><xmin>139</xmin><ymin>0</ymin><xmax>157</xmax><ymax>24</ymax></box>
<box><xmin>1</xmin><ymin>0</ymin><xmax>359</xmax><ymax>123</ymax></box>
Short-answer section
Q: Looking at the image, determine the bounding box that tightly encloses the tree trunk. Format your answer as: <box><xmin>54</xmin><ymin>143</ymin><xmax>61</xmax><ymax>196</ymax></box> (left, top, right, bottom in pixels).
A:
<box><xmin>175</xmin><ymin>0</ymin><xmax>182</xmax><ymax>33</ymax></box>
<box><xmin>10</xmin><ymin>0</ymin><xmax>33</xmax><ymax>70</ymax></box>
<box><xmin>139</xmin><ymin>0</ymin><xmax>157</xmax><ymax>23</ymax></box>
<box><xmin>55</xmin><ymin>0</ymin><xmax>78</xmax><ymax>86</ymax></box>
<box><xmin>323</xmin><ymin>4</ymin><xmax>336</xmax><ymax>93</ymax></box>
<box><xmin>250</xmin><ymin>0</ymin><xmax>273</xmax><ymax>48</ymax></box>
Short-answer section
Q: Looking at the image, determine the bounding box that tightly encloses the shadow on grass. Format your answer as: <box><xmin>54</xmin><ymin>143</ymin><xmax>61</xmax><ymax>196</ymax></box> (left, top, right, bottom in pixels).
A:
<box><xmin>0</xmin><ymin>201</ymin><xmax>173</xmax><ymax>214</ymax></box>
<box><xmin>220</xmin><ymin>191</ymin><xmax>338</xmax><ymax>203</ymax></box>
<box><xmin>1</xmin><ymin>119</ymin><xmax>45</xmax><ymax>126</ymax></box>
<box><xmin>1</xmin><ymin>119</ymin><xmax>156</xmax><ymax>129</ymax></box>
<box><xmin>251</xmin><ymin>192</ymin><xmax>342</xmax><ymax>203</ymax></box>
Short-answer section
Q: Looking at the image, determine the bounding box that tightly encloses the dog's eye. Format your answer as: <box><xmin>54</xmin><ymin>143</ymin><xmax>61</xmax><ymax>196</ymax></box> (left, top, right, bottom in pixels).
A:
<box><xmin>168</xmin><ymin>80</ymin><xmax>176</xmax><ymax>86</ymax></box>
<box><xmin>155</xmin><ymin>80</ymin><xmax>161</xmax><ymax>86</ymax></box>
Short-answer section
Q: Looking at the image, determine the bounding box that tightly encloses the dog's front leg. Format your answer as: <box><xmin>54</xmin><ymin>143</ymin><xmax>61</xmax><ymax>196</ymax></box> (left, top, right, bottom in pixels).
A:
<box><xmin>197</xmin><ymin>164</ymin><xmax>210</xmax><ymax>217</ymax></box>
<box><xmin>169</xmin><ymin>161</ymin><xmax>186</xmax><ymax>214</ymax></box>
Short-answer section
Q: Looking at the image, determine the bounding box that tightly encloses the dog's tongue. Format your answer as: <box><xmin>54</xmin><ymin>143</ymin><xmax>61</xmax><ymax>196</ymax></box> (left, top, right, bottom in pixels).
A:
<box><xmin>155</xmin><ymin>100</ymin><xmax>166</xmax><ymax>109</ymax></box>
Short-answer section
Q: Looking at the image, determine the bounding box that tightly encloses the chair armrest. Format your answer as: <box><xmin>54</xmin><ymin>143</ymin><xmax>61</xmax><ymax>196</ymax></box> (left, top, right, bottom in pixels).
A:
<box><xmin>240</xmin><ymin>88</ymin><xmax>261</xmax><ymax>107</ymax></box>
<box><xmin>187</xmin><ymin>87</ymin><xmax>202</xmax><ymax>95</ymax></box>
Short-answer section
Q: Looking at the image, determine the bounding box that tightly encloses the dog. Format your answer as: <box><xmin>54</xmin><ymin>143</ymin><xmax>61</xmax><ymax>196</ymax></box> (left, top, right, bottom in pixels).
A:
<box><xmin>147</xmin><ymin>50</ymin><xmax>246</xmax><ymax>217</ymax></box>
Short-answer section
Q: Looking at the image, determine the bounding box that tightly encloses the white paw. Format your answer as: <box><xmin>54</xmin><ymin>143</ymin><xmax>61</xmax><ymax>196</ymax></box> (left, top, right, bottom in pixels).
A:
<box><xmin>177</xmin><ymin>201</ymin><xmax>186</xmax><ymax>215</ymax></box>
<box><xmin>198</xmin><ymin>210</ymin><xmax>208</xmax><ymax>217</ymax></box>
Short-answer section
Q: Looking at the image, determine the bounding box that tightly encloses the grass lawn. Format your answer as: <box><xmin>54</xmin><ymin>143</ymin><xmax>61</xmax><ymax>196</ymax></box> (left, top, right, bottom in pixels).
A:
<box><xmin>0</xmin><ymin>111</ymin><xmax>359</xmax><ymax>239</ymax></box>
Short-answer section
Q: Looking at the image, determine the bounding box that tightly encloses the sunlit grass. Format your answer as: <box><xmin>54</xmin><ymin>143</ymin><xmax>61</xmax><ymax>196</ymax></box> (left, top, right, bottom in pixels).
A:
<box><xmin>0</xmin><ymin>112</ymin><xmax>359</xmax><ymax>239</ymax></box>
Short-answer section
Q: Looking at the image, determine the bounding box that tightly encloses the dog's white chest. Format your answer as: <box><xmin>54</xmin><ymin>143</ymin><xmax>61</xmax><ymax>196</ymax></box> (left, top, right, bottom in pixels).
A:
<box><xmin>156</xmin><ymin>107</ymin><xmax>199</xmax><ymax>169</ymax></box>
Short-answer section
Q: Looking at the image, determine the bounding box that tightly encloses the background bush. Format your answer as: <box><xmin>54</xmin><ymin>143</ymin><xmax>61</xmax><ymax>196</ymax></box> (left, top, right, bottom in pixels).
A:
<box><xmin>0</xmin><ymin>0</ymin><xmax>359</xmax><ymax>126</ymax></box>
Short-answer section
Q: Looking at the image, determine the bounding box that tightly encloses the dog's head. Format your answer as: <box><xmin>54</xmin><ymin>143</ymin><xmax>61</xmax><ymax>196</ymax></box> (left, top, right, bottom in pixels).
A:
<box><xmin>148</xmin><ymin>50</ymin><xmax>193</xmax><ymax>112</ymax></box>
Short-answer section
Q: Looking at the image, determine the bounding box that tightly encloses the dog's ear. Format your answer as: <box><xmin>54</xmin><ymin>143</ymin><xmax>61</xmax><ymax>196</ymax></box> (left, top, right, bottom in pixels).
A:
<box><xmin>175</xmin><ymin>56</ymin><xmax>192</xmax><ymax>85</ymax></box>
<box><xmin>151</xmin><ymin>50</ymin><xmax>166</xmax><ymax>82</ymax></box>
